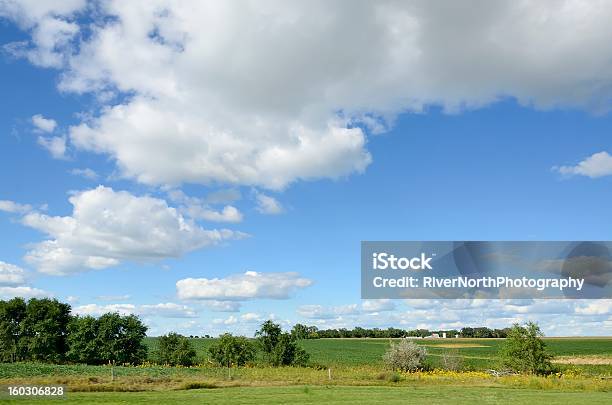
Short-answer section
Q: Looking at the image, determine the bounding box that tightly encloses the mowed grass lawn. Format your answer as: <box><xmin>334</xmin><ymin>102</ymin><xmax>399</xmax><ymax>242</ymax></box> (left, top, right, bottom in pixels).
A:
<box><xmin>7</xmin><ymin>386</ymin><xmax>612</xmax><ymax>405</ymax></box>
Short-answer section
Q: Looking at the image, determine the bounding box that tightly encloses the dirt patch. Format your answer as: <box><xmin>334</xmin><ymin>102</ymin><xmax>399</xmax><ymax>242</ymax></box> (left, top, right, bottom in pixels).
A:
<box><xmin>421</xmin><ymin>343</ymin><xmax>489</xmax><ymax>348</ymax></box>
<box><xmin>552</xmin><ymin>356</ymin><xmax>612</xmax><ymax>365</ymax></box>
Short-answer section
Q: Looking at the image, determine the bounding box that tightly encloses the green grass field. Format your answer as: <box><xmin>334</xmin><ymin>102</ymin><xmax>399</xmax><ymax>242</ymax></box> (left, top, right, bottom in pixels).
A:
<box><xmin>5</xmin><ymin>386</ymin><xmax>612</xmax><ymax>405</ymax></box>
<box><xmin>1</xmin><ymin>337</ymin><xmax>611</xmax><ymax>403</ymax></box>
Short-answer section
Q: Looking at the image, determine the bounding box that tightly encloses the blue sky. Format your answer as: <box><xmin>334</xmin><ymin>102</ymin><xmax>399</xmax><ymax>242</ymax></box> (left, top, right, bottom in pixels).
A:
<box><xmin>0</xmin><ymin>1</ymin><xmax>611</xmax><ymax>336</ymax></box>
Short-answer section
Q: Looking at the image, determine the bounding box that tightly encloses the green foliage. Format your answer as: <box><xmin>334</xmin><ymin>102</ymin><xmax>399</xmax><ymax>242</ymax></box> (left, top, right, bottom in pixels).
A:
<box><xmin>256</xmin><ymin>320</ymin><xmax>310</xmax><ymax>367</ymax></box>
<box><xmin>270</xmin><ymin>333</ymin><xmax>310</xmax><ymax>367</ymax></box>
<box><xmin>0</xmin><ymin>297</ymin><xmax>26</xmax><ymax>362</ymax></box>
<box><xmin>96</xmin><ymin>313</ymin><xmax>148</xmax><ymax>364</ymax></box>
<box><xmin>383</xmin><ymin>340</ymin><xmax>427</xmax><ymax>372</ymax></box>
<box><xmin>255</xmin><ymin>320</ymin><xmax>282</xmax><ymax>355</ymax></box>
<box><xmin>208</xmin><ymin>333</ymin><xmax>256</xmax><ymax>367</ymax></box>
<box><xmin>155</xmin><ymin>332</ymin><xmax>197</xmax><ymax>366</ymax></box>
<box><xmin>17</xmin><ymin>298</ymin><xmax>71</xmax><ymax>363</ymax></box>
<box><xmin>291</xmin><ymin>324</ymin><xmax>309</xmax><ymax>340</ymax></box>
<box><xmin>499</xmin><ymin>322</ymin><xmax>554</xmax><ymax>375</ymax></box>
<box><xmin>66</xmin><ymin>316</ymin><xmax>101</xmax><ymax>364</ymax></box>
<box><xmin>66</xmin><ymin>313</ymin><xmax>148</xmax><ymax>365</ymax></box>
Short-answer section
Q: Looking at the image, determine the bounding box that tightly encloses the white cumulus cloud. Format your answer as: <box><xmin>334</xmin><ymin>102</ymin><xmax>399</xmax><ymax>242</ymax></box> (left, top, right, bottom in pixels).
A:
<box><xmin>0</xmin><ymin>200</ymin><xmax>33</xmax><ymax>214</ymax></box>
<box><xmin>31</xmin><ymin>114</ymin><xmax>57</xmax><ymax>133</ymax></box>
<box><xmin>555</xmin><ymin>151</ymin><xmax>612</xmax><ymax>178</ymax></box>
<box><xmin>9</xmin><ymin>1</ymin><xmax>612</xmax><ymax>189</ymax></box>
<box><xmin>176</xmin><ymin>270</ymin><xmax>312</xmax><ymax>300</ymax></box>
<box><xmin>0</xmin><ymin>261</ymin><xmax>26</xmax><ymax>285</ymax></box>
<box><xmin>21</xmin><ymin>186</ymin><xmax>244</xmax><ymax>275</ymax></box>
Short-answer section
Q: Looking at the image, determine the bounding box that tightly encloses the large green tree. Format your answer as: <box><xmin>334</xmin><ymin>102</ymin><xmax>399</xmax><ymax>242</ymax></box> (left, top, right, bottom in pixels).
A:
<box><xmin>208</xmin><ymin>333</ymin><xmax>256</xmax><ymax>367</ymax></box>
<box><xmin>66</xmin><ymin>315</ymin><xmax>102</xmax><ymax>364</ymax></box>
<box><xmin>155</xmin><ymin>332</ymin><xmax>197</xmax><ymax>366</ymax></box>
<box><xmin>18</xmin><ymin>298</ymin><xmax>71</xmax><ymax>362</ymax></box>
<box><xmin>0</xmin><ymin>297</ymin><xmax>26</xmax><ymax>362</ymax></box>
<box><xmin>96</xmin><ymin>313</ymin><xmax>148</xmax><ymax>364</ymax></box>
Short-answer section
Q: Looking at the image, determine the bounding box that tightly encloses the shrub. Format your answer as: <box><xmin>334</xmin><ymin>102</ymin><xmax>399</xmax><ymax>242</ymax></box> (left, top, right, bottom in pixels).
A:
<box><xmin>155</xmin><ymin>332</ymin><xmax>197</xmax><ymax>366</ymax></box>
<box><xmin>208</xmin><ymin>333</ymin><xmax>256</xmax><ymax>367</ymax></box>
<box><xmin>441</xmin><ymin>349</ymin><xmax>463</xmax><ymax>371</ymax></box>
<box><xmin>382</xmin><ymin>339</ymin><xmax>427</xmax><ymax>372</ymax></box>
<box><xmin>499</xmin><ymin>322</ymin><xmax>554</xmax><ymax>375</ymax></box>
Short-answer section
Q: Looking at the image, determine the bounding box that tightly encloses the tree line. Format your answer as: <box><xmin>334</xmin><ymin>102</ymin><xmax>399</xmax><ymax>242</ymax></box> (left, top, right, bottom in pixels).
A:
<box><xmin>0</xmin><ymin>297</ymin><xmax>147</xmax><ymax>364</ymax></box>
<box><xmin>289</xmin><ymin>324</ymin><xmax>510</xmax><ymax>339</ymax></box>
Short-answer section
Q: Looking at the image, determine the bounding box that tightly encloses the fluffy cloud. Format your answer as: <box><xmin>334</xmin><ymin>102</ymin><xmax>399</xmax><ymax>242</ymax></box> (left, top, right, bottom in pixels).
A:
<box><xmin>37</xmin><ymin>135</ymin><xmax>67</xmax><ymax>159</ymax></box>
<box><xmin>73</xmin><ymin>303</ymin><xmax>136</xmax><ymax>316</ymax></box>
<box><xmin>74</xmin><ymin>301</ymin><xmax>197</xmax><ymax>318</ymax></box>
<box><xmin>8</xmin><ymin>1</ymin><xmax>612</xmax><ymax>188</ymax></box>
<box><xmin>0</xmin><ymin>261</ymin><xmax>26</xmax><ymax>285</ymax></box>
<box><xmin>255</xmin><ymin>192</ymin><xmax>284</xmax><ymax>215</ymax></box>
<box><xmin>0</xmin><ymin>261</ymin><xmax>51</xmax><ymax>299</ymax></box>
<box><xmin>140</xmin><ymin>302</ymin><xmax>197</xmax><ymax>318</ymax></box>
<box><xmin>0</xmin><ymin>286</ymin><xmax>50</xmax><ymax>299</ymax></box>
<box><xmin>21</xmin><ymin>186</ymin><xmax>244</xmax><ymax>275</ymax></box>
<box><xmin>297</xmin><ymin>300</ymin><xmax>395</xmax><ymax>319</ymax></box>
<box><xmin>574</xmin><ymin>300</ymin><xmax>612</xmax><ymax>315</ymax></box>
<box><xmin>168</xmin><ymin>190</ymin><xmax>243</xmax><ymax>223</ymax></box>
<box><xmin>31</xmin><ymin>114</ymin><xmax>57</xmax><ymax>133</ymax></box>
<box><xmin>202</xmin><ymin>300</ymin><xmax>242</xmax><ymax>312</ymax></box>
<box><xmin>176</xmin><ymin>270</ymin><xmax>312</xmax><ymax>300</ymax></box>
<box><xmin>0</xmin><ymin>200</ymin><xmax>32</xmax><ymax>214</ymax></box>
<box><xmin>555</xmin><ymin>151</ymin><xmax>612</xmax><ymax>178</ymax></box>
<box><xmin>361</xmin><ymin>299</ymin><xmax>396</xmax><ymax>313</ymax></box>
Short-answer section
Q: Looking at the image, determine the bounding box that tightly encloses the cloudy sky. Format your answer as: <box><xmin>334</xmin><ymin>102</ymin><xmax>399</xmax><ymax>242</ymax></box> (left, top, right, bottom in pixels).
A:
<box><xmin>0</xmin><ymin>0</ymin><xmax>611</xmax><ymax>336</ymax></box>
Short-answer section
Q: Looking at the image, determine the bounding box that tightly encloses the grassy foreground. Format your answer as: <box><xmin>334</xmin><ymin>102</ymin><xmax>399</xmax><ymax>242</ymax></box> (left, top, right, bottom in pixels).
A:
<box><xmin>1</xmin><ymin>337</ymin><xmax>610</xmax><ymax>403</ymax></box>
<box><xmin>4</xmin><ymin>386</ymin><xmax>612</xmax><ymax>405</ymax></box>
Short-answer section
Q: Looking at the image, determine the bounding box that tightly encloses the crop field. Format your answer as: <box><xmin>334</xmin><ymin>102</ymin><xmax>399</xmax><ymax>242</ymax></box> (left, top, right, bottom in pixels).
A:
<box><xmin>144</xmin><ymin>336</ymin><xmax>612</xmax><ymax>373</ymax></box>
<box><xmin>1</xmin><ymin>337</ymin><xmax>611</xmax><ymax>404</ymax></box>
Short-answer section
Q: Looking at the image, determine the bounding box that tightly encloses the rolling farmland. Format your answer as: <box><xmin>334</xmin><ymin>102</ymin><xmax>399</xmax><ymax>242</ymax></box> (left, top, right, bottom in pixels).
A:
<box><xmin>1</xmin><ymin>337</ymin><xmax>610</xmax><ymax>404</ymax></box>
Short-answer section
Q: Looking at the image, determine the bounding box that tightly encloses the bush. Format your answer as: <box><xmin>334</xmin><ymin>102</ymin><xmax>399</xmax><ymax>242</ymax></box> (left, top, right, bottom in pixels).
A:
<box><xmin>382</xmin><ymin>339</ymin><xmax>427</xmax><ymax>372</ymax></box>
<box><xmin>208</xmin><ymin>333</ymin><xmax>256</xmax><ymax>367</ymax></box>
<box><xmin>155</xmin><ymin>332</ymin><xmax>197</xmax><ymax>366</ymax></box>
<box><xmin>441</xmin><ymin>349</ymin><xmax>463</xmax><ymax>371</ymax></box>
<box><xmin>499</xmin><ymin>322</ymin><xmax>554</xmax><ymax>375</ymax></box>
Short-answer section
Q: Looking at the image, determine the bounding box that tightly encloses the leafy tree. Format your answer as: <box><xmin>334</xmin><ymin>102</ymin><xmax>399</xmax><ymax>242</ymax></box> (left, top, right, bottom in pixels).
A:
<box><xmin>255</xmin><ymin>320</ymin><xmax>281</xmax><ymax>355</ymax></box>
<box><xmin>66</xmin><ymin>315</ymin><xmax>101</xmax><ymax>364</ymax></box>
<box><xmin>499</xmin><ymin>322</ymin><xmax>554</xmax><ymax>374</ymax></box>
<box><xmin>0</xmin><ymin>298</ymin><xmax>26</xmax><ymax>362</ymax></box>
<box><xmin>96</xmin><ymin>313</ymin><xmax>148</xmax><ymax>364</ymax></box>
<box><xmin>291</xmin><ymin>323</ymin><xmax>309</xmax><ymax>340</ymax></box>
<box><xmin>208</xmin><ymin>333</ymin><xmax>256</xmax><ymax>367</ymax></box>
<box><xmin>270</xmin><ymin>332</ymin><xmax>310</xmax><ymax>366</ymax></box>
<box><xmin>18</xmin><ymin>298</ymin><xmax>71</xmax><ymax>362</ymax></box>
<box><xmin>155</xmin><ymin>332</ymin><xmax>197</xmax><ymax>366</ymax></box>
<box><xmin>256</xmin><ymin>320</ymin><xmax>310</xmax><ymax>366</ymax></box>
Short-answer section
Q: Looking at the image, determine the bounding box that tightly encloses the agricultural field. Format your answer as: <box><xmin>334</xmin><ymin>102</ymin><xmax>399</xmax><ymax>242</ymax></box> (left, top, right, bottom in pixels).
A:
<box><xmin>1</xmin><ymin>337</ymin><xmax>611</xmax><ymax>404</ymax></box>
